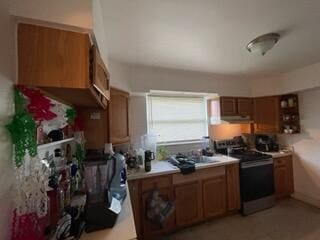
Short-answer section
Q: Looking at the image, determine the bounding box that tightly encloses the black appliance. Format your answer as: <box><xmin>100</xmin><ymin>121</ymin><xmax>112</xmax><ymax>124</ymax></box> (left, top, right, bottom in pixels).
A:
<box><xmin>84</xmin><ymin>150</ymin><xmax>120</xmax><ymax>232</ymax></box>
<box><xmin>215</xmin><ymin>137</ymin><xmax>275</xmax><ymax>215</ymax></box>
<box><xmin>144</xmin><ymin>150</ymin><xmax>155</xmax><ymax>172</ymax></box>
<box><xmin>255</xmin><ymin>134</ymin><xmax>279</xmax><ymax>152</ymax></box>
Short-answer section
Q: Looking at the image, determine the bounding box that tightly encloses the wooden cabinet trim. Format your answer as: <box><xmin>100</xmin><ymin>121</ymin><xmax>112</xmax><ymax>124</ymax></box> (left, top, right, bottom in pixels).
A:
<box><xmin>141</xmin><ymin>175</ymin><xmax>172</xmax><ymax>193</ymax></box>
<box><xmin>172</xmin><ymin>166</ymin><xmax>225</xmax><ymax>185</ymax></box>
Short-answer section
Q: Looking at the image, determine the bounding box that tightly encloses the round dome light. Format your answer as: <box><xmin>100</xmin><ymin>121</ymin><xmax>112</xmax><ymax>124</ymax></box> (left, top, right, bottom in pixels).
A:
<box><xmin>246</xmin><ymin>33</ymin><xmax>280</xmax><ymax>55</ymax></box>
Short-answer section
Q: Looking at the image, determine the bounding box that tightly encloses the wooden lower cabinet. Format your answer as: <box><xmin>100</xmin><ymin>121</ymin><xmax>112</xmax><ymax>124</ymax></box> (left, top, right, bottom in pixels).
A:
<box><xmin>128</xmin><ymin>180</ymin><xmax>142</xmax><ymax>238</ymax></box>
<box><xmin>141</xmin><ymin>188</ymin><xmax>175</xmax><ymax>239</ymax></box>
<box><xmin>202</xmin><ymin>176</ymin><xmax>226</xmax><ymax>219</ymax></box>
<box><xmin>226</xmin><ymin>164</ymin><xmax>241</xmax><ymax>211</ymax></box>
<box><xmin>128</xmin><ymin>164</ymin><xmax>240</xmax><ymax>239</ymax></box>
<box><xmin>174</xmin><ymin>182</ymin><xmax>202</xmax><ymax>227</ymax></box>
<box><xmin>274</xmin><ymin>156</ymin><xmax>294</xmax><ymax>200</ymax></box>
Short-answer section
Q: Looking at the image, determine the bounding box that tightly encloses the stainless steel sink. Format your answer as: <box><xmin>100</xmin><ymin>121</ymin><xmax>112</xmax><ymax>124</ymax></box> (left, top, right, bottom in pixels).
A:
<box><xmin>168</xmin><ymin>152</ymin><xmax>221</xmax><ymax>167</ymax></box>
<box><xmin>196</xmin><ymin>156</ymin><xmax>220</xmax><ymax>164</ymax></box>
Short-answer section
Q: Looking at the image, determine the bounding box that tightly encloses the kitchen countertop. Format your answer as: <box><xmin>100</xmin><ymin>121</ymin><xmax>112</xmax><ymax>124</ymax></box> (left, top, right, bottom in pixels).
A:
<box><xmin>127</xmin><ymin>155</ymin><xmax>239</xmax><ymax>180</ymax></box>
<box><xmin>258</xmin><ymin>150</ymin><xmax>293</xmax><ymax>158</ymax></box>
<box><xmin>80</xmin><ymin>189</ymin><xmax>137</xmax><ymax>240</ymax></box>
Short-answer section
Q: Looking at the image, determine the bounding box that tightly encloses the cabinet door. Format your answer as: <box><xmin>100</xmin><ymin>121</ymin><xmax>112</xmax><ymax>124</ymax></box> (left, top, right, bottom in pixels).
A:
<box><xmin>253</xmin><ymin>96</ymin><xmax>280</xmax><ymax>133</ymax></box>
<box><xmin>109</xmin><ymin>88</ymin><xmax>130</xmax><ymax>144</ymax></box>
<box><xmin>237</xmin><ymin>98</ymin><xmax>253</xmax><ymax>117</ymax></box>
<box><xmin>92</xmin><ymin>46</ymin><xmax>110</xmax><ymax>101</ymax></box>
<box><xmin>220</xmin><ymin>97</ymin><xmax>238</xmax><ymax>116</ymax></box>
<box><xmin>141</xmin><ymin>188</ymin><xmax>175</xmax><ymax>239</ymax></box>
<box><xmin>203</xmin><ymin>176</ymin><xmax>226</xmax><ymax>219</ymax></box>
<box><xmin>274</xmin><ymin>156</ymin><xmax>294</xmax><ymax>200</ymax></box>
<box><xmin>226</xmin><ymin>164</ymin><xmax>241</xmax><ymax>211</ymax></box>
<box><xmin>128</xmin><ymin>180</ymin><xmax>141</xmax><ymax>238</ymax></box>
<box><xmin>18</xmin><ymin>23</ymin><xmax>90</xmax><ymax>88</ymax></box>
<box><xmin>174</xmin><ymin>182</ymin><xmax>202</xmax><ymax>227</ymax></box>
<box><xmin>78</xmin><ymin>109</ymin><xmax>108</xmax><ymax>149</ymax></box>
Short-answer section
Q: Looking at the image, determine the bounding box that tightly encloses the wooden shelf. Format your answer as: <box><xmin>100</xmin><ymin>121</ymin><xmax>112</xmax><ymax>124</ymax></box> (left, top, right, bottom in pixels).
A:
<box><xmin>279</xmin><ymin>94</ymin><xmax>300</xmax><ymax>134</ymax></box>
<box><xmin>37</xmin><ymin>138</ymin><xmax>74</xmax><ymax>150</ymax></box>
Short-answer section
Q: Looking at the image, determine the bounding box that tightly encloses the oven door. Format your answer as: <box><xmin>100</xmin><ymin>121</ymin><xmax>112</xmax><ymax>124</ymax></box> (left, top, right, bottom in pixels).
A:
<box><xmin>240</xmin><ymin>158</ymin><xmax>275</xmax><ymax>202</ymax></box>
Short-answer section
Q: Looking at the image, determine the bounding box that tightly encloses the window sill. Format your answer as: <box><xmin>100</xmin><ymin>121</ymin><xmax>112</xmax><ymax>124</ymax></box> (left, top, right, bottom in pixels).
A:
<box><xmin>157</xmin><ymin>140</ymin><xmax>202</xmax><ymax>147</ymax></box>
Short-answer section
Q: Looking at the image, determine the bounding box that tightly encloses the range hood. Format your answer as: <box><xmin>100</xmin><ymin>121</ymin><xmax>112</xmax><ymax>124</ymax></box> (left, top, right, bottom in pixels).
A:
<box><xmin>220</xmin><ymin>115</ymin><xmax>254</xmax><ymax>124</ymax></box>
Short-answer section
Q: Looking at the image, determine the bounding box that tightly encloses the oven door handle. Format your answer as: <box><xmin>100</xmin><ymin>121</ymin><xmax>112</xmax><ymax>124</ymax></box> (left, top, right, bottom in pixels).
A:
<box><xmin>241</xmin><ymin>158</ymin><xmax>273</xmax><ymax>168</ymax></box>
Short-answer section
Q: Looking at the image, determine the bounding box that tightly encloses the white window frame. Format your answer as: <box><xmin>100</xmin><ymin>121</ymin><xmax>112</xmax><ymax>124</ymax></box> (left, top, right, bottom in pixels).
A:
<box><xmin>146</xmin><ymin>92</ymin><xmax>209</xmax><ymax>145</ymax></box>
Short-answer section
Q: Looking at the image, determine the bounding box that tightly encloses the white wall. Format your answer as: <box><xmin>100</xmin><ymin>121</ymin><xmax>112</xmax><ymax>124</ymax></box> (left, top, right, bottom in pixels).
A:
<box><xmin>277</xmin><ymin>89</ymin><xmax>320</xmax><ymax>207</ymax></box>
<box><xmin>127</xmin><ymin>64</ymin><xmax>252</xmax><ymax>153</ymax></box>
<box><xmin>92</xmin><ymin>0</ymin><xmax>109</xmax><ymax>66</ymax></box>
<box><xmin>92</xmin><ymin>0</ymin><xmax>131</xmax><ymax>92</ymax></box>
<box><xmin>129</xmin><ymin>64</ymin><xmax>251</xmax><ymax>96</ymax></box>
<box><xmin>251</xmin><ymin>62</ymin><xmax>320</xmax><ymax>97</ymax></box>
<box><xmin>108</xmin><ymin>60</ymin><xmax>131</xmax><ymax>92</ymax></box>
<box><xmin>9</xmin><ymin>0</ymin><xmax>93</xmax><ymax>29</ymax></box>
<box><xmin>0</xmin><ymin>0</ymin><xmax>16</xmax><ymax>239</ymax></box>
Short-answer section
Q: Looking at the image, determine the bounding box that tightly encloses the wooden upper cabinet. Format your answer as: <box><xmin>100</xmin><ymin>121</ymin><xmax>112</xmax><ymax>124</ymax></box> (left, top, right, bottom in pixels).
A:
<box><xmin>109</xmin><ymin>88</ymin><xmax>130</xmax><ymax>144</ymax></box>
<box><xmin>253</xmin><ymin>96</ymin><xmax>280</xmax><ymax>133</ymax></box>
<box><xmin>80</xmin><ymin>87</ymin><xmax>130</xmax><ymax>149</ymax></box>
<box><xmin>220</xmin><ymin>97</ymin><xmax>238</xmax><ymax>116</ymax></box>
<box><xmin>274</xmin><ymin>156</ymin><xmax>294</xmax><ymax>200</ymax></box>
<box><xmin>18</xmin><ymin>23</ymin><xmax>90</xmax><ymax>88</ymax></box>
<box><xmin>220</xmin><ymin>97</ymin><xmax>253</xmax><ymax>118</ymax></box>
<box><xmin>202</xmin><ymin>176</ymin><xmax>226</xmax><ymax>219</ymax></box>
<box><xmin>237</xmin><ymin>98</ymin><xmax>253</xmax><ymax>117</ymax></box>
<box><xmin>18</xmin><ymin>23</ymin><xmax>109</xmax><ymax>109</ymax></box>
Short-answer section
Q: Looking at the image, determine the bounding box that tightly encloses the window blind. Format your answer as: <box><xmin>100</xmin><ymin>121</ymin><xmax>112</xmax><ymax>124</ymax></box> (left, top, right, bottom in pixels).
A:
<box><xmin>147</xmin><ymin>95</ymin><xmax>208</xmax><ymax>143</ymax></box>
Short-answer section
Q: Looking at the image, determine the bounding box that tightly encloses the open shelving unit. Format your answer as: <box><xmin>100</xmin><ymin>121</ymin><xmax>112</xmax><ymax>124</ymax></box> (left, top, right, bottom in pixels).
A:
<box><xmin>279</xmin><ymin>94</ymin><xmax>300</xmax><ymax>134</ymax></box>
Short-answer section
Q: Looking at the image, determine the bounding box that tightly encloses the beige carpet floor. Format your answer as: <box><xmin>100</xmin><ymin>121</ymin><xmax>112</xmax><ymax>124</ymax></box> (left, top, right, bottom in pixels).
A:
<box><xmin>163</xmin><ymin>199</ymin><xmax>320</xmax><ymax>240</ymax></box>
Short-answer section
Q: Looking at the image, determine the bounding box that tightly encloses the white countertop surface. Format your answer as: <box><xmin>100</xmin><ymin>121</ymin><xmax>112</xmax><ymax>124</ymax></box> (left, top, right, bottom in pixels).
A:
<box><xmin>127</xmin><ymin>155</ymin><xmax>239</xmax><ymax>180</ymax></box>
<box><xmin>258</xmin><ymin>150</ymin><xmax>293</xmax><ymax>158</ymax></box>
<box><xmin>80</xmin><ymin>190</ymin><xmax>137</xmax><ymax>240</ymax></box>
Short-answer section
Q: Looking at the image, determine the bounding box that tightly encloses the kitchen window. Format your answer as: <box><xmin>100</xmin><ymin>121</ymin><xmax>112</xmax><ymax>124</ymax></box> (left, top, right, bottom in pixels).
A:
<box><xmin>147</xmin><ymin>94</ymin><xmax>208</xmax><ymax>144</ymax></box>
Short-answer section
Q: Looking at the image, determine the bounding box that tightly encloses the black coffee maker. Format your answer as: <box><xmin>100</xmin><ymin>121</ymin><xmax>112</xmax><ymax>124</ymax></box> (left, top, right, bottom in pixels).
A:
<box><xmin>255</xmin><ymin>134</ymin><xmax>279</xmax><ymax>152</ymax></box>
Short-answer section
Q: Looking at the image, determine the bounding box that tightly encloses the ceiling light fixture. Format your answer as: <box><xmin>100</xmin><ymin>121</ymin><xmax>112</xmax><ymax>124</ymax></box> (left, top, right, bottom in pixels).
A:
<box><xmin>246</xmin><ymin>33</ymin><xmax>280</xmax><ymax>55</ymax></box>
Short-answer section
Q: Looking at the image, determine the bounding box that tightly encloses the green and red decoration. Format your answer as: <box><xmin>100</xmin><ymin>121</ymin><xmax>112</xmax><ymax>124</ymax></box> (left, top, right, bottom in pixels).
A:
<box><xmin>65</xmin><ymin>107</ymin><xmax>77</xmax><ymax>123</ymax></box>
<box><xmin>16</xmin><ymin>85</ymin><xmax>57</xmax><ymax>122</ymax></box>
<box><xmin>6</xmin><ymin>87</ymin><xmax>37</xmax><ymax>167</ymax></box>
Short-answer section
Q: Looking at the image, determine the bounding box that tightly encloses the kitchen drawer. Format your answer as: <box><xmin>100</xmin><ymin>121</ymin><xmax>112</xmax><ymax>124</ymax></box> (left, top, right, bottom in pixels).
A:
<box><xmin>141</xmin><ymin>175</ymin><xmax>171</xmax><ymax>192</ymax></box>
<box><xmin>173</xmin><ymin>166</ymin><xmax>225</xmax><ymax>185</ymax></box>
<box><xmin>274</xmin><ymin>156</ymin><xmax>291</xmax><ymax>167</ymax></box>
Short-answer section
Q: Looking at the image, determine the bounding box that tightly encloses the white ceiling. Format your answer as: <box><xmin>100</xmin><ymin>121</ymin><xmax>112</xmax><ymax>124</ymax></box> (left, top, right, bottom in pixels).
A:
<box><xmin>101</xmin><ymin>0</ymin><xmax>320</xmax><ymax>77</ymax></box>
